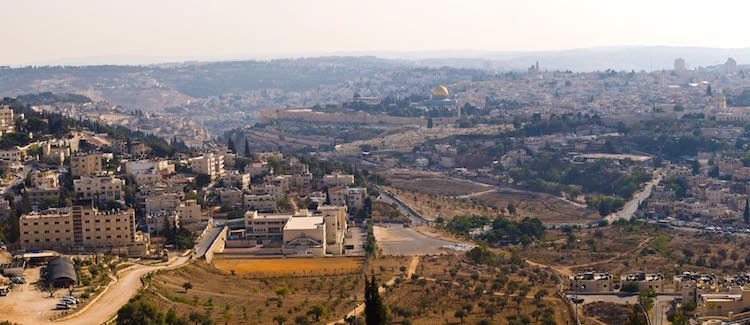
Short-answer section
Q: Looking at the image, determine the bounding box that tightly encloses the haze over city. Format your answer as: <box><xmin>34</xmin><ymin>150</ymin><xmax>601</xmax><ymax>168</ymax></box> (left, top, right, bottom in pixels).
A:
<box><xmin>5</xmin><ymin>2</ymin><xmax>750</xmax><ymax>325</ymax></box>
<box><xmin>2</xmin><ymin>0</ymin><xmax>750</xmax><ymax>66</ymax></box>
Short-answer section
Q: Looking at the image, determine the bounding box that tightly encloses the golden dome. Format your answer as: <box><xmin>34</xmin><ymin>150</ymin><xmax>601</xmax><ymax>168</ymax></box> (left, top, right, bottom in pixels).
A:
<box><xmin>432</xmin><ymin>85</ymin><xmax>449</xmax><ymax>98</ymax></box>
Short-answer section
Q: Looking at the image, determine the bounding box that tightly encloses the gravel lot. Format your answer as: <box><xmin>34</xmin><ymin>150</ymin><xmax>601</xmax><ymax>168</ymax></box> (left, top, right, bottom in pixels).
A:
<box><xmin>374</xmin><ymin>225</ymin><xmax>455</xmax><ymax>256</ymax></box>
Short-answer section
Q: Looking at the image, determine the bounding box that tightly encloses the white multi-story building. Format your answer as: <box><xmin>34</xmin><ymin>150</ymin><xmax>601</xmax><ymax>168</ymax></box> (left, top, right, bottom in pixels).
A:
<box><xmin>188</xmin><ymin>153</ymin><xmax>224</xmax><ymax>177</ymax></box>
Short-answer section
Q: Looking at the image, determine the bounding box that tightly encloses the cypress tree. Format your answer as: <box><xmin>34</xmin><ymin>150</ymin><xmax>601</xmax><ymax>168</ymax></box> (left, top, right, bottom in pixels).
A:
<box><xmin>364</xmin><ymin>274</ymin><xmax>387</xmax><ymax>325</ymax></box>
<box><xmin>744</xmin><ymin>199</ymin><xmax>749</xmax><ymax>223</ymax></box>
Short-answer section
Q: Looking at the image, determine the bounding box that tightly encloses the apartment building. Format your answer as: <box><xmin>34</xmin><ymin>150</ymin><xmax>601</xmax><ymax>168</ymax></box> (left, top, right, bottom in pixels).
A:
<box><xmin>323</xmin><ymin>171</ymin><xmax>354</xmax><ymax>186</ymax></box>
<box><xmin>243</xmin><ymin>210</ymin><xmax>292</xmax><ymax>244</ymax></box>
<box><xmin>73</xmin><ymin>175</ymin><xmax>125</xmax><ymax>202</ymax></box>
<box><xmin>243</xmin><ymin>194</ymin><xmax>277</xmax><ymax>212</ymax></box>
<box><xmin>188</xmin><ymin>153</ymin><xmax>225</xmax><ymax>177</ymax></box>
<box><xmin>328</xmin><ymin>186</ymin><xmax>368</xmax><ymax>209</ymax></box>
<box><xmin>219</xmin><ymin>188</ymin><xmax>244</xmax><ymax>209</ymax></box>
<box><xmin>71</xmin><ymin>152</ymin><xmax>102</xmax><ymax>177</ymax></box>
<box><xmin>0</xmin><ymin>105</ymin><xmax>14</xmax><ymax>134</ymax></box>
<box><xmin>222</xmin><ymin>171</ymin><xmax>251</xmax><ymax>189</ymax></box>
<box><xmin>23</xmin><ymin>170</ymin><xmax>60</xmax><ymax>207</ymax></box>
<box><xmin>176</xmin><ymin>199</ymin><xmax>202</xmax><ymax>223</ymax></box>
<box><xmin>19</xmin><ymin>205</ymin><xmax>149</xmax><ymax>256</ymax></box>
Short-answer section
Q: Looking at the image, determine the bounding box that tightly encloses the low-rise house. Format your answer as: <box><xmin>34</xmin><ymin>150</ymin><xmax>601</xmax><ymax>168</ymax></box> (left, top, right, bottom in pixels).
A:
<box><xmin>568</xmin><ymin>272</ymin><xmax>613</xmax><ymax>293</ymax></box>
<box><xmin>622</xmin><ymin>273</ymin><xmax>665</xmax><ymax>292</ymax></box>
<box><xmin>323</xmin><ymin>171</ymin><xmax>354</xmax><ymax>186</ymax></box>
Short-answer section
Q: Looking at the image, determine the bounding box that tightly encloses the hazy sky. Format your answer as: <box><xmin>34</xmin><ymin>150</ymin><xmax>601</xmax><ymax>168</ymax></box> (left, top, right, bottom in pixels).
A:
<box><xmin>2</xmin><ymin>0</ymin><xmax>750</xmax><ymax>65</ymax></box>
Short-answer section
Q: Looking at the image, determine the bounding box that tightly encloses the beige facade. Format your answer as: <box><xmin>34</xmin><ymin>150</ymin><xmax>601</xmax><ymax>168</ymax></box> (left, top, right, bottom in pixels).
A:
<box><xmin>0</xmin><ymin>105</ymin><xmax>14</xmax><ymax>134</ymax></box>
<box><xmin>176</xmin><ymin>199</ymin><xmax>202</xmax><ymax>223</ymax></box>
<box><xmin>568</xmin><ymin>272</ymin><xmax>613</xmax><ymax>293</ymax></box>
<box><xmin>323</xmin><ymin>171</ymin><xmax>355</xmax><ymax>186</ymax></box>
<box><xmin>328</xmin><ymin>186</ymin><xmax>367</xmax><ymax>209</ymax></box>
<box><xmin>244</xmin><ymin>211</ymin><xmax>291</xmax><ymax>243</ymax></box>
<box><xmin>19</xmin><ymin>206</ymin><xmax>148</xmax><ymax>256</ymax></box>
<box><xmin>282</xmin><ymin>216</ymin><xmax>326</xmax><ymax>256</ymax></box>
<box><xmin>219</xmin><ymin>188</ymin><xmax>244</xmax><ymax>209</ymax></box>
<box><xmin>244</xmin><ymin>194</ymin><xmax>277</xmax><ymax>212</ymax></box>
<box><xmin>188</xmin><ymin>153</ymin><xmax>225</xmax><ymax>177</ymax></box>
<box><xmin>622</xmin><ymin>273</ymin><xmax>665</xmax><ymax>292</ymax></box>
<box><xmin>74</xmin><ymin>175</ymin><xmax>125</xmax><ymax>202</ymax></box>
<box><xmin>144</xmin><ymin>193</ymin><xmax>181</xmax><ymax>213</ymax></box>
<box><xmin>71</xmin><ymin>153</ymin><xmax>102</xmax><ymax>177</ymax></box>
<box><xmin>222</xmin><ymin>172</ymin><xmax>251</xmax><ymax>189</ymax></box>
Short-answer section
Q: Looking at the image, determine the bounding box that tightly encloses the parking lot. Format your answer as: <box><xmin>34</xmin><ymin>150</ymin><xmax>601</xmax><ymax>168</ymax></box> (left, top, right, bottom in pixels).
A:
<box><xmin>0</xmin><ymin>266</ymin><xmax>67</xmax><ymax>324</ymax></box>
<box><xmin>373</xmin><ymin>224</ymin><xmax>456</xmax><ymax>256</ymax></box>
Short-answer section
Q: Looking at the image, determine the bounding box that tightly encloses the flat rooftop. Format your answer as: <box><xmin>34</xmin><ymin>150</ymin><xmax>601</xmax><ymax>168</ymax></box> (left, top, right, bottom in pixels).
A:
<box><xmin>284</xmin><ymin>216</ymin><xmax>324</xmax><ymax>230</ymax></box>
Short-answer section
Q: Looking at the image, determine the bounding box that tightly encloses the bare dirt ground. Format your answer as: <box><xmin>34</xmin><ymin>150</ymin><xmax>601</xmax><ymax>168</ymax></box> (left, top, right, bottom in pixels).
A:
<box><xmin>385</xmin><ymin>170</ymin><xmax>600</xmax><ymax>225</ymax></box>
<box><xmin>0</xmin><ymin>256</ymin><xmax>188</xmax><ymax>325</ymax></box>
<box><xmin>373</xmin><ymin>225</ymin><xmax>458</xmax><ymax>256</ymax></box>
<box><xmin>213</xmin><ymin>257</ymin><xmax>365</xmax><ymax>277</ymax></box>
<box><xmin>476</xmin><ymin>189</ymin><xmax>600</xmax><ymax>225</ymax></box>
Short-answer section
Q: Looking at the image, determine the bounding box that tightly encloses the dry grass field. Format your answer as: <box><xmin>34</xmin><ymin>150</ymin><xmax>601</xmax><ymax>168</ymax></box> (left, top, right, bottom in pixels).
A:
<box><xmin>385</xmin><ymin>170</ymin><xmax>488</xmax><ymax>196</ymax></box>
<box><xmin>517</xmin><ymin>220</ymin><xmax>750</xmax><ymax>279</ymax></box>
<box><xmin>385</xmin><ymin>170</ymin><xmax>601</xmax><ymax>225</ymax></box>
<box><xmin>213</xmin><ymin>257</ymin><xmax>365</xmax><ymax>277</ymax></box>
<box><xmin>382</xmin><ymin>254</ymin><xmax>573</xmax><ymax>325</ymax></box>
<box><xmin>135</xmin><ymin>257</ymin><xmax>412</xmax><ymax>325</ymax></box>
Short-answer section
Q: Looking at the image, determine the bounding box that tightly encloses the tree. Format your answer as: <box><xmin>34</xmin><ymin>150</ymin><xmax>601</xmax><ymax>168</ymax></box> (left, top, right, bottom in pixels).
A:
<box><xmin>691</xmin><ymin>160</ymin><xmax>701</xmax><ymax>175</ymax></box>
<box><xmin>638</xmin><ymin>288</ymin><xmax>657</xmax><ymax>313</ymax></box>
<box><xmin>275</xmin><ymin>286</ymin><xmax>291</xmax><ymax>299</ymax></box>
<box><xmin>273</xmin><ymin>315</ymin><xmax>287</xmax><ymax>325</ymax></box>
<box><xmin>244</xmin><ymin>137</ymin><xmax>251</xmax><ymax>157</ymax></box>
<box><xmin>744</xmin><ymin>199</ymin><xmax>749</xmax><ymax>223</ymax></box>
<box><xmin>182</xmin><ymin>282</ymin><xmax>193</xmax><ymax>293</ymax></box>
<box><xmin>454</xmin><ymin>309</ymin><xmax>467</xmax><ymax>323</ymax></box>
<box><xmin>364</xmin><ymin>274</ymin><xmax>387</xmax><ymax>325</ymax></box>
<box><xmin>427</xmin><ymin>118</ymin><xmax>433</xmax><ymax>129</ymax></box>
<box><xmin>707</xmin><ymin>84</ymin><xmax>713</xmax><ymax>96</ymax></box>
<box><xmin>221</xmin><ymin>311</ymin><xmax>232</xmax><ymax>325</ymax></box>
<box><xmin>194</xmin><ymin>174</ymin><xmax>211</xmax><ymax>188</ymax></box>
<box><xmin>534</xmin><ymin>289</ymin><xmax>548</xmax><ymax>301</ymax></box>
<box><xmin>307</xmin><ymin>304</ymin><xmax>326</xmax><ymax>321</ymax></box>
<box><xmin>117</xmin><ymin>300</ymin><xmax>165</xmax><ymax>325</ymax></box>
<box><xmin>227</xmin><ymin>137</ymin><xmax>236</xmax><ymax>153</ymax></box>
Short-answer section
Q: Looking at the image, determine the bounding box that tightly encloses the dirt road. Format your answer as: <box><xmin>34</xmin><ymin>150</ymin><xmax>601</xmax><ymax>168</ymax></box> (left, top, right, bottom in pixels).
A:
<box><xmin>0</xmin><ymin>257</ymin><xmax>188</xmax><ymax>325</ymax></box>
<box><xmin>327</xmin><ymin>256</ymin><xmax>419</xmax><ymax>325</ymax></box>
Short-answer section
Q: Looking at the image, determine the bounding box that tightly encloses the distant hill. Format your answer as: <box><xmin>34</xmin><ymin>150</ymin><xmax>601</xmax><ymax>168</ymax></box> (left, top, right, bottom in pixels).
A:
<box><xmin>397</xmin><ymin>46</ymin><xmax>750</xmax><ymax>72</ymax></box>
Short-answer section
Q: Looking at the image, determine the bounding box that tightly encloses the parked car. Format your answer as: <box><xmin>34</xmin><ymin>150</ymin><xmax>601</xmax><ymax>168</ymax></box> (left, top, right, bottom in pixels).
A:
<box><xmin>56</xmin><ymin>303</ymin><xmax>72</xmax><ymax>310</ymax></box>
<box><xmin>61</xmin><ymin>297</ymin><xmax>77</xmax><ymax>305</ymax></box>
<box><xmin>63</xmin><ymin>296</ymin><xmax>78</xmax><ymax>303</ymax></box>
<box><xmin>13</xmin><ymin>277</ymin><xmax>26</xmax><ymax>284</ymax></box>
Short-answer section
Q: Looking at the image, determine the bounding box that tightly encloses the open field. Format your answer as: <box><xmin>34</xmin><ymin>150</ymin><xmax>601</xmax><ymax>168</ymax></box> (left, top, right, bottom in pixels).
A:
<box><xmin>385</xmin><ymin>170</ymin><xmax>600</xmax><ymax>225</ymax></box>
<box><xmin>476</xmin><ymin>189</ymin><xmax>600</xmax><ymax>225</ymax></box>
<box><xmin>382</xmin><ymin>254</ymin><xmax>573</xmax><ymax>325</ymax></box>
<box><xmin>386</xmin><ymin>170</ymin><xmax>489</xmax><ymax>196</ymax></box>
<box><xmin>518</xmin><ymin>220</ymin><xmax>750</xmax><ymax>279</ymax></box>
<box><xmin>212</xmin><ymin>257</ymin><xmax>365</xmax><ymax>277</ymax></box>
<box><xmin>131</xmin><ymin>257</ymin><xmax>412</xmax><ymax>325</ymax></box>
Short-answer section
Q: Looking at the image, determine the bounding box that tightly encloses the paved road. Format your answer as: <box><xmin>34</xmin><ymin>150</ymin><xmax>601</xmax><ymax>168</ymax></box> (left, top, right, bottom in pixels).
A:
<box><xmin>572</xmin><ymin>294</ymin><xmax>674</xmax><ymax>325</ymax></box>
<box><xmin>373</xmin><ymin>225</ymin><xmax>454</xmax><ymax>256</ymax></box>
<box><xmin>193</xmin><ymin>222</ymin><xmax>224</xmax><ymax>258</ymax></box>
<box><xmin>606</xmin><ymin>169</ymin><xmax>663</xmax><ymax>223</ymax></box>
<box><xmin>1</xmin><ymin>256</ymin><xmax>189</xmax><ymax>325</ymax></box>
<box><xmin>377</xmin><ymin>189</ymin><xmax>432</xmax><ymax>226</ymax></box>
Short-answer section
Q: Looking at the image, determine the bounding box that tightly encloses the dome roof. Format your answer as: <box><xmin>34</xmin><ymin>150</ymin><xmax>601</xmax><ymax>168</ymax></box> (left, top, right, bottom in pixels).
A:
<box><xmin>432</xmin><ymin>85</ymin><xmax>449</xmax><ymax>97</ymax></box>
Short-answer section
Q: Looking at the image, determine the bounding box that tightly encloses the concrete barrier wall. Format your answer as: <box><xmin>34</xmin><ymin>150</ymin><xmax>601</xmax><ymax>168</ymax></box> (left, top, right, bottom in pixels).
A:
<box><xmin>204</xmin><ymin>225</ymin><xmax>227</xmax><ymax>263</ymax></box>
